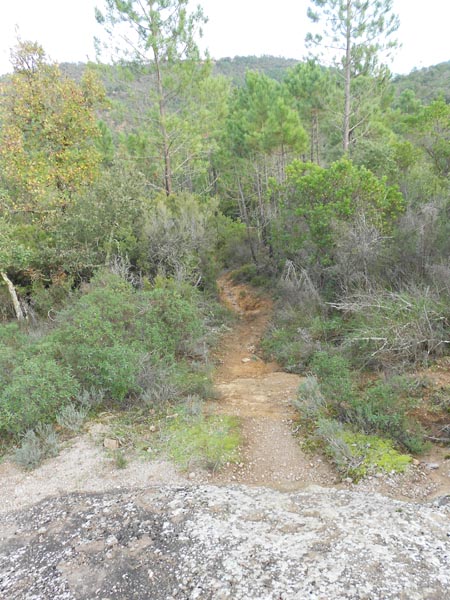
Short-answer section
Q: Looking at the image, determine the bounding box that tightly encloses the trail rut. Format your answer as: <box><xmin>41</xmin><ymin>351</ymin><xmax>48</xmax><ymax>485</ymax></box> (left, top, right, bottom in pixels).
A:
<box><xmin>210</xmin><ymin>274</ymin><xmax>335</xmax><ymax>490</ymax></box>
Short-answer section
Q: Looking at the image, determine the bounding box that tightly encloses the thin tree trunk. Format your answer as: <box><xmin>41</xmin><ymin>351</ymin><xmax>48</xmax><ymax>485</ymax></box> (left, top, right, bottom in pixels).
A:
<box><xmin>343</xmin><ymin>0</ymin><xmax>352</xmax><ymax>154</ymax></box>
<box><xmin>314</xmin><ymin>112</ymin><xmax>320</xmax><ymax>165</ymax></box>
<box><xmin>237</xmin><ymin>179</ymin><xmax>258</xmax><ymax>268</ymax></box>
<box><xmin>153</xmin><ymin>46</ymin><xmax>172</xmax><ymax>196</ymax></box>
<box><xmin>1</xmin><ymin>271</ymin><xmax>26</xmax><ymax>321</ymax></box>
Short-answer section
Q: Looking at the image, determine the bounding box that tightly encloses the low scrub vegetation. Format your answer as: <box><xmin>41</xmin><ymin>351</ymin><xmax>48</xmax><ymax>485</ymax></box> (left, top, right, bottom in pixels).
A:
<box><xmin>0</xmin><ymin>270</ymin><xmax>225</xmax><ymax>469</ymax></box>
<box><xmin>1</xmin><ymin>27</ymin><xmax>450</xmax><ymax>480</ymax></box>
<box><xmin>292</xmin><ymin>349</ymin><xmax>429</xmax><ymax>478</ymax></box>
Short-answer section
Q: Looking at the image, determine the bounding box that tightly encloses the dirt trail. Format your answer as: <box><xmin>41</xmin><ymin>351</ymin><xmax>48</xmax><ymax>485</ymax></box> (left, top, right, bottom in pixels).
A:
<box><xmin>210</xmin><ymin>274</ymin><xmax>450</xmax><ymax>500</ymax></box>
<box><xmin>0</xmin><ymin>275</ymin><xmax>448</xmax><ymax>515</ymax></box>
<box><xmin>210</xmin><ymin>274</ymin><xmax>336</xmax><ymax>490</ymax></box>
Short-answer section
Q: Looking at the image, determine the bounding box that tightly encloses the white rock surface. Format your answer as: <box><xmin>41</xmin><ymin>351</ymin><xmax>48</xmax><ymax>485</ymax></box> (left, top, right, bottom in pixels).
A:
<box><xmin>1</xmin><ymin>484</ymin><xmax>449</xmax><ymax>599</ymax></box>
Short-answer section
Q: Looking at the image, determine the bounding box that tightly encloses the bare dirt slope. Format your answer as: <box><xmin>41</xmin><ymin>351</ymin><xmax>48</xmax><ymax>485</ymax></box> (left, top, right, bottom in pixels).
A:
<box><xmin>211</xmin><ymin>274</ymin><xmax>335</xmax><ymax>490</ymax></box>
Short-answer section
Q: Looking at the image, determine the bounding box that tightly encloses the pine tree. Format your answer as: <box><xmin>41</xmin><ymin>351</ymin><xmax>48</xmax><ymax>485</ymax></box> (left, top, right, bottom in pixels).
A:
<box><xmin>306</xmin><ymin>0</ymin><xmax>399</xmax><ymax>153</ymax></box>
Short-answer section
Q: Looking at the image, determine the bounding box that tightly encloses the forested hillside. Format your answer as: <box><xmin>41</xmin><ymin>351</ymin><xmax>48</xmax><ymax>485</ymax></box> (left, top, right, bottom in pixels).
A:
<box><xmin>0</xmin><ymin>0</ymin><xmax>449</xmax><ymax>480</ymax></box>
<box><xmin>393</xmin><ymin>61</ymin><xmax>450</xmax><ymax>103</ymax></box>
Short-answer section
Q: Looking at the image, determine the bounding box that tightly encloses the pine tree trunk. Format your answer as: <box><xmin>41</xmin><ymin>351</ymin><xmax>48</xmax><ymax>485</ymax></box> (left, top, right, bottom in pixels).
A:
<box><xmin>343</xmin><ymin>0</ymin><xmax>352</xmax><ymax>154</ymax></box>
<box><xmin>153</xmin><ymin>47</ymin><xmax>172</xmax><ymax>196</ymax></box>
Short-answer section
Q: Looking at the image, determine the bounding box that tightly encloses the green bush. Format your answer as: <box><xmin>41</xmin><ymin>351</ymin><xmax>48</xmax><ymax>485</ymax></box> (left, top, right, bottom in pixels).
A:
<box><xmin>30</xmin><ymin>274</ymin><xmax>74</xmax><ymax>318</ymax></box>
<box><xmin>216</xmin><ymin>216</ymin><xmax>254</xmax><ymax>269</ymax></box>
<box><xmin>262</xmin><ymin>305</ymin><xmax>321</xmax><ymax>373</ymax></box>
<box><xmin>310</xmin><ymin>352</ymin><xmax>356</xmax><ymax>420</ymax></box>
<box><xmin>0</xmin><ymin>267</ymin><xmax>222</xmax><ymax>449</ymax></box>
<box><xmin>0</xmin><ymin>356</ymin><xmax>79</xmax><ymax>436</ymax></box>
<box><xmin>293</xmin><ymin>351</ymin><xmax>427</xmax><ymax>459</ymax></box>
<box><xmin>136</xmin><ymin>285</ymin><xmax>204</xmax><ymax>358</ymax></box>
<box><xmin>341</xmin><ymin>431</ymin><xmax>412</xmax><ymax>479</ymax></box>
<box><xmin>352</xmin><ymin>379</ymin><xmax>426</xmax><ymax>453</ymax></box>
<box><xmin>13</xmin><ymin>425</ymin><xmax>59</xmax><ymax>470</ymax></box>
<box><xmin>231</xmin><ymin>263</ymin><xmax>258</xmax><ymax>284</ymax></box>
<box><xmin>0</xmin><ymin>323</ymin><xmax>28</xmax><ymax>388</ymax></box>
<box><xmin>45</xmin><ymin>272</ymin><xmax>205</xmax><ymax>401</ymax></box>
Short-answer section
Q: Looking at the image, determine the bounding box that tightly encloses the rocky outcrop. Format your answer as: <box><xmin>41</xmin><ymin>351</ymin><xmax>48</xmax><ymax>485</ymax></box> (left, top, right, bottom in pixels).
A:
<box><xmin>1</xmin><ymin>484</ymin><xmax>449</xmax><ymax>600</ymax></box>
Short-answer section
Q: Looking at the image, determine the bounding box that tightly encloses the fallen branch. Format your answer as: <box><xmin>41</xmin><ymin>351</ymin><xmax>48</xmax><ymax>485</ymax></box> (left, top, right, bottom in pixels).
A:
<box><xmin>1</xmin><ymin>271</ymin><xmax>27</xmax><ymax>321</ymax></box>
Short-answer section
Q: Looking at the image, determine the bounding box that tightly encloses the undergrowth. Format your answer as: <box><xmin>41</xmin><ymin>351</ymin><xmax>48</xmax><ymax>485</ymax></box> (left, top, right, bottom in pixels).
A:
<box><xmin>0</xmin><ymin>269</ymin><xmax>228</xmax><ymax>470</ymax></box>
<box><xmin>292</xmin><ymin>348</ymin><xmax>429</xmax><ymax>479</ymax></box>
<box><xmin>105</xmin><ymin>403</ymin><xmax>241</xmax><ymax>472</ymax></box>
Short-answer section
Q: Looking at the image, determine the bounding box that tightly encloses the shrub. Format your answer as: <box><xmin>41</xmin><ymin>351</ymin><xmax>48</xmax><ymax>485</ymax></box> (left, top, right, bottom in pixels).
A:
<box><xmin>13</xmin><ymin>424</ymin><xmax>59</xmax><ymax>470</ymax></box>
<box><xmin>56</xmin><ymin>403</ymin><xmax>88</xmax><ymax>432</ymax></box>
<box><xmin>0</xmin><ymin>356</ymin><xmax>79</xmax><ymax>436</ymax></box>
<box><xmin>309</xmin><ymin>351</ymin><xmax>356</xmax><ymax>420</ymax></box>
<box><xmin>47</xmin><ymin>272</ymin><xmax>205</xmax><ymax>401</ymax></box>
<box><xmin>135</xmin><ymin>285</ymin><xmax>204</xmax><ymax>358</ymax></box>
<box><xmin>341</xmin><ymin>431</ymin><xmax>412</xmax><ymax>479</ymax></box>
<box><xmin>262</xmin><ymin>304</ymin><xmax>321</xmax><ymax>373</ymax></box>
<box><xmin>334</xmin><ymin>289</ymin><xmax>450</xmax><ymax>369</ymax></box>
<box><xmin>352</xmin><ymin>379</ymin><xmax>426</xmax><ymax>453</ymax></box>
<box><xmin>47</xmin><ymin>274</ymin><xmax>142</xmax><ymax>399</ymax></box>
<box><xmin>184</xmin><ymin>394</ymin><xmax>203</xmax><ymax>418</ymax></box>
<box><xmin>230</xmin><ymin>263</ymin><xmax>258</xmax><ymax>284</ymax></box>
<box><xmin>293</xmin><ymin>376</ymin><xmax>326</xmax><ymax>421</ymax></box>
<box><xmin>315</xmin><ymin>418</ymin><xmax>356</xmax><ymax>474</ymax></box>
<box><xmin>0</xmin><ymin>270</ymin><xmax>213</xmax><ymax>442</ymax></box>
<box><xmin>216</xmin><ymin>215</ymin><xmax>254</xmax><ymax>269</ymax></box>
<box><xmin>13</xmin><ymin>431</ymin><xmax>46</xmax><ymax>470</ymax></box>
<box><xmin>145</xmin><ymin>193</ymin><xmax>218</xmax><ymax>287</ymax></box>
<box><xmin>294</xmin><ymin>351</ymin><xmax>427</xmax><ymax>458</ymax></box>
<box><xmin>30</xmin><ymin>273</ymin><xmax>74</xmax><ymax>318</ymax></box>
<box><xmin>0</xmin><ymin>323</ymin><xmax>28</xmax><ymax>388</ymax></box>
<box><xmin>315</xmin><ymin>418</ymin><xmax>412</xmax><ymax>480</ymax></box>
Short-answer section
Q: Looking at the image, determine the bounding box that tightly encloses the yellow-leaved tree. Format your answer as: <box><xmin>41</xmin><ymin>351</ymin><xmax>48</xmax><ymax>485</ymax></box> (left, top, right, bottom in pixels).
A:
<box><xmin>0</xmin><ymin>40</ymin><xmax>104</xmax><ymax>216</ymax></box>
<box><xmin>0</xmin><ymin>40</ymin><xmax>105</xmax><ymax>318</ymax></box>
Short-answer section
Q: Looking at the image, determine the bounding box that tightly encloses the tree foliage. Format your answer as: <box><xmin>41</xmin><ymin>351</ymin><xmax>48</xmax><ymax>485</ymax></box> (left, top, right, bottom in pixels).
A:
<box><xmin>96</xmin><ymin>0</ymin><xmax>209</xmax><ymax>195</ymax></box>
<box><xmin>0</xmin><ymin>41</ymin><xmax>103</xmax><ymax>215</ymax></box>
<box><xmin>306</xmin><ymin>0</ymin><xmax>399</xmax><ymax>153</ymax></box>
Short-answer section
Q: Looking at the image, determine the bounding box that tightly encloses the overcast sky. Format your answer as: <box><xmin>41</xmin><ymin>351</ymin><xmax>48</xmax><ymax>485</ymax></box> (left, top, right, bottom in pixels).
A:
<box><xmin>0</xmin><ymin>0</ymin><xmax>449</xmax><ymax>76</ymax></box>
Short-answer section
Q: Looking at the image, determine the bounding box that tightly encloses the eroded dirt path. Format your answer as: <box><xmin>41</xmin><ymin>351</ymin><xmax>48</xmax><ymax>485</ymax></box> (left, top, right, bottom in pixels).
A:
<box><xmin>0</xmin><ymin>274</ymin><xmax>448</xmax><ymax>516</ymax></box>
<box><xmin>210</xmin><ymin>274</ymin><xmax>335</xmax><ymax>490</ymax></box>
<box><xmin>210</xmin><ymin>274</ymin><xmax>450</xmax><ymax>500</ymax></box>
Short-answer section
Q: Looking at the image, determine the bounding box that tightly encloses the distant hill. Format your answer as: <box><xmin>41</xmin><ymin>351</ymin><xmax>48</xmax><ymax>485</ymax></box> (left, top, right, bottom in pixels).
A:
<box><xmin>212</xmin><ymin>55</ymin><xmax>300</xmax><ymax>84</ymax></box>
<box><xmin>59</xmin><ymin>56</ymin><xmax>450</xmax><ymax>105</ymax></box>
<box><xmin>59</xmin><ymin>55</ymin><xmax>300</xmax><ymax>87</ymax></box>
<box><xmin>392</xmin><ymin>61</ymin><xmax>450</xmax><ymax>103</ymax></box>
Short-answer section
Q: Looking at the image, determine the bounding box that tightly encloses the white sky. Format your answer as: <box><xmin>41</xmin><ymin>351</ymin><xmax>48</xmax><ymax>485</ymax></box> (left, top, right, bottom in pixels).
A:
<box><xmin>0</xmin><ymin>0</ymin><xmax>449</xmax><ymax>76</ymax></box>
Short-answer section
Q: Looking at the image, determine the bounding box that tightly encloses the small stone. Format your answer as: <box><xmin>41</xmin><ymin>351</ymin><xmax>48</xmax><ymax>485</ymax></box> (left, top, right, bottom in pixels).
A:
<box><xmin>412</xmin><ymin>459</ymin><xmax>420</xmax><ymax>466</ymax></box>
<box><xmin>344</xmin><ymin>477</ymin><xmax>353</xmax><ymax>484</ymax></box>
<box><xmin>426</xmin><ymin>463</ymin><xmax>440</xmax><ymax>470</ymax></box>
<box><xmin>188</xmin><ymin>472</ymin><xmax>196</xmax><ymax>480</ymax></box>
<box><xmin>106</xmin><ymin>535</ymin><xmax>118</xmax><ymax>547</ymax></box>
<box><xmin>435</xmin><ymin>495</ymin><xmax>450</xmax><ymax>507</ymax></box>
<box><xmin>149</xmin><ymin>425</ymin><xmax>157</xmax><ymax>433</ymax></box>
<box><xmin>103</xmin><ymin>438</ymin><xmax>119</xmax><ymax>450</ymax></box>
<box><xmin>241</xmin><ymin>358</ymin><xmax>251</xmax><ymax>363</ymax></box>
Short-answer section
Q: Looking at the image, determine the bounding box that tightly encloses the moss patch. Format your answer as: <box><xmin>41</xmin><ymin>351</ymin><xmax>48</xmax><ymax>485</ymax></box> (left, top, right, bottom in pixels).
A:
<box><xmin>162</xmin><ymin>412</ymin><xmax>241</xmax><ymax>471</ymax></box>
<box><xmin>342</xmin><ymin>431</ymin><xmax>412</xmax><ymax>479</ymax></box>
